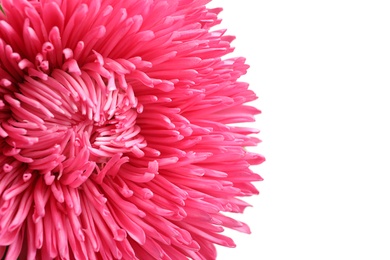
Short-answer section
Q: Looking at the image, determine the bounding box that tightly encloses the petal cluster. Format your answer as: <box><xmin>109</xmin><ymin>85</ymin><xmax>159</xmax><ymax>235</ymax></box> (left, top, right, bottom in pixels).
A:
<box><xmin>0</xmin><ymin>0</ymin><xmax>264</xmax><ymax>259</ymax></box>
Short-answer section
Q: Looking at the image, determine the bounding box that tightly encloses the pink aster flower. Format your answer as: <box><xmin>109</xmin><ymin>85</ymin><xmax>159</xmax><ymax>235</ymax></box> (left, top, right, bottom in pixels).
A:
<box><xmin>0</xmin><ymin>0</ymin><xmax>264</xmax><ymax>259</ymax></box>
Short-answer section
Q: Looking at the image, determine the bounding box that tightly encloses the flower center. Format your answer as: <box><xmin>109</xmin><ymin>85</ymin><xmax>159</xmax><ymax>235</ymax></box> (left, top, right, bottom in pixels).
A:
<box><xmin>2</xmin><ymin>68</ymin><xmax>144</xmax><ymax>187</ymax></box>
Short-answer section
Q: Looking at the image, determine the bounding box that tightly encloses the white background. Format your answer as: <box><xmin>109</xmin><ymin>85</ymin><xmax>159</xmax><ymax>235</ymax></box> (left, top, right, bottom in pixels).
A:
<box><xmin>207</xmin><ymin>1</ymin><xmax>390</xmax><ymax>259</ymax></box>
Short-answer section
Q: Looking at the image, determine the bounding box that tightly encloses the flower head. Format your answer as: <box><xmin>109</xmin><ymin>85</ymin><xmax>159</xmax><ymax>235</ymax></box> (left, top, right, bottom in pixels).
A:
<box><xmin>0</xmin><ymin>0</ymin><xmax>264</xmax><ymax>259</ymax></box>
